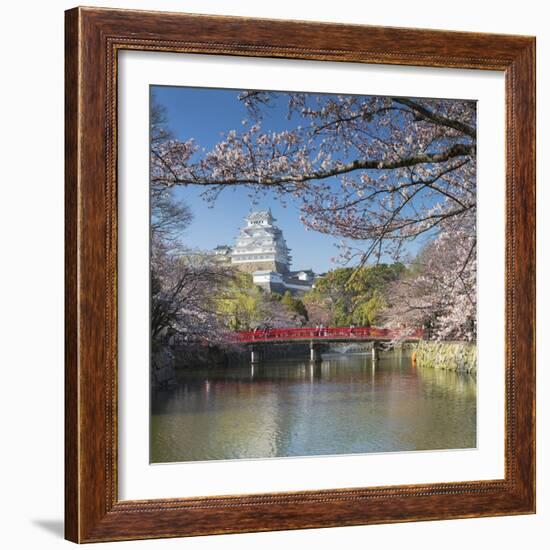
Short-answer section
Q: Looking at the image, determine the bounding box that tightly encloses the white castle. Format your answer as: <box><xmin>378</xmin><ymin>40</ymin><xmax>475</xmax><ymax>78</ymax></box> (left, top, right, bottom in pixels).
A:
<box><xmin>212</xmin><ymin>209</ymin><xmax>317</xmax><ymax>294</ymax></box>
<box><xmin>232</xmin><ymin>210</ymin><xmax>291</xmax><ymax>273</ymax></box>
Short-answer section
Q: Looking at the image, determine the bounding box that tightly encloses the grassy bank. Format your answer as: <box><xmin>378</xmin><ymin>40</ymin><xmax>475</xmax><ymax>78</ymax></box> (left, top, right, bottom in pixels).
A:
<box><xmin>414</xmin><ymin>341</ymin><xmax>476</xmax><ymax>373</ymax></box>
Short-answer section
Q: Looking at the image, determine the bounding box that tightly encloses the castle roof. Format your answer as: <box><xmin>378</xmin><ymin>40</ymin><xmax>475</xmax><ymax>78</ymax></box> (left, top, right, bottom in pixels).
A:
<box><xmin>246</xmin><ymin>209</ymin><xmax>275</xmax><ymax>224</ymax></box>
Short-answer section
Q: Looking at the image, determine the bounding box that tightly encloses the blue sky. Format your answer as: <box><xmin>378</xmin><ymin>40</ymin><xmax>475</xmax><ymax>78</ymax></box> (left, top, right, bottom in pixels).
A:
<box><xmin>152</xmin><ymin>85</ymin><xmax>350</xmax><ymax>273</ymax></box>
<box><xmin>150</xmin><ymin>86</ymin><xmax>435</xmax><ymax>273</ymax></box>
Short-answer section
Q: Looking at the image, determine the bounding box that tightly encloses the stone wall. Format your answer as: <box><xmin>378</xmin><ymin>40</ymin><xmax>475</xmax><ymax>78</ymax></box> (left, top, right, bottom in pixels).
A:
<box><xmin>254</xmin><ymin>281</ymin><xmax>287</xmax><ymax>294</ymax></box>
<box><xmin>151</xmin><ymin>348</ymin><xmax>177</xmax><ymax>387</ymax></box>
<box><xmin>414</xmin><ymin>341</ymin><xmax>477</xmax><ymax>373</ymax></box>
<box><xmin>233</xmin><ymin>260</ymin><xmax>288</xmax><ymax>274</ymax></box>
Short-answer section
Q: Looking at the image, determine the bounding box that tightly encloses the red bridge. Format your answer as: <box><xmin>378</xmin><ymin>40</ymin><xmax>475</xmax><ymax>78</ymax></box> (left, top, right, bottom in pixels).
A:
<box><xmin>233</xmin><ymin>326</ymin><xmax>423</xmax><ymax>344</ymax></box>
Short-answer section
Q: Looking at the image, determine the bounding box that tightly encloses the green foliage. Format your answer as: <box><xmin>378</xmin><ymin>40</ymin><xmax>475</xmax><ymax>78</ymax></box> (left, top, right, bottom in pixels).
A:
<box><xmin>351</xmin><ymin>289</ymin><xmax>386</xmax><ymax>326</ymax></box>
<box><xmin>304</xmin><ymin>263</ymin><xmax>405</xmax><ymax>327</ymax></box>
<box><xmin>280</xmin><ymin>291</ymin><xmax>309</xmax><ymax>321</ymax></box>
<box><xmin>216</xmin><ymin>272</ymin><xmax>265</xmax><ymax>330</ymax></box>
<box><xmin>216</xmin><ymin>273</ymin><xmax>308</xmax><ymax>330</ymax></box>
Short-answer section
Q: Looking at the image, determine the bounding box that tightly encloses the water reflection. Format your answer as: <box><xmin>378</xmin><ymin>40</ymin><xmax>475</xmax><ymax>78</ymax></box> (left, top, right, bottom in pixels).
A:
<box><xmin>150</xmin><ymin>351</ymin><xmax>476</xmax><ymax>463</ymax></box>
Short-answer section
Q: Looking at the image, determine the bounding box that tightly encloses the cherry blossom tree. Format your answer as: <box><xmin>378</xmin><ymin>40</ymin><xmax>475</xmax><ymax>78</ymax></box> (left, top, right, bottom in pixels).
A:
<box><xmin>151</xmin><ymin>91</ymin><xmax>477</xmax><ymax>338</ymax></box>
<box><xmin>382</xmin><ymin>224</ymin><xmax>476</xmax><ymax>341</ymax></box>
<box><xmin>150</xmin><ymin>102</ymin><xmax>235</xmax><ymax>348</ymax></box>
<box><xmin>151</xmin><ymin>240</ymin><xmax>236</xmax><ymax>347</ymax></box>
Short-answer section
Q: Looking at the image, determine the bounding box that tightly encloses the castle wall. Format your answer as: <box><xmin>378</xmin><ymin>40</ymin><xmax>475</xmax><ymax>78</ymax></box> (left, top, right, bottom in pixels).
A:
<box><xmin>254</xmin><ymin>281</ymin><xmax>287</xmax><ymax>294</ymax></box>
<box><xmin>234</xmin><ymin>260</ymin><xmax>289</xmax><ymax>274</ymax></box>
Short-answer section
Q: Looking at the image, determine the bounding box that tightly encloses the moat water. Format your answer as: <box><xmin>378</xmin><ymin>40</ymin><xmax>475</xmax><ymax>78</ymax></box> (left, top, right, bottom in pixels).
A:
<box><xmin>150</xmin><ymin>350</ymin><xmax>476</xmax><ymax>463</ymax></box>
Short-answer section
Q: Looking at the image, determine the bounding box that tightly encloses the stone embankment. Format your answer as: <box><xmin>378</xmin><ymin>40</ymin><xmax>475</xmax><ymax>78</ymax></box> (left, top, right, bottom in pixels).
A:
<box><xmin>413</xmin><ymin>341</ymin><xmax>476</xmax><ymax>373</ymax></box>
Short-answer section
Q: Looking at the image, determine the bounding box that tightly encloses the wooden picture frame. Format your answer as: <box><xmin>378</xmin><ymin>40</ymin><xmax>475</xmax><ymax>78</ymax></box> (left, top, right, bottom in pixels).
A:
<box><xmin>65</xmin><ymin>6</ymin><xmax>536</xmax><ymax>543</ymax></box>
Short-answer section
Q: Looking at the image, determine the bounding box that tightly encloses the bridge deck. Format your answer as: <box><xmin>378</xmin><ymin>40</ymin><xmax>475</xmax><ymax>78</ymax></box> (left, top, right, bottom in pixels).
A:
<box><xmin>233</xmin><ymin>327</ymin><xmax>423</xmax><ymax>345</ymax></box>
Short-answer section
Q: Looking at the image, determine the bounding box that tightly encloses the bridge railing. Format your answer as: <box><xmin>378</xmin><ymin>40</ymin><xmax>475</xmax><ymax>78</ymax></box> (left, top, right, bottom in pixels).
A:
<box><xmin>232</xmin><ymin>326</ymin><xmax>424</xmax><ymax>343</ymax></box>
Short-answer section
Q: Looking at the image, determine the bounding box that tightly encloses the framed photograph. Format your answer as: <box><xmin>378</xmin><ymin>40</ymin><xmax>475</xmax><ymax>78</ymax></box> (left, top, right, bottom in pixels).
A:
<box><xmin>65</xmin><ymin>7</ymin><xmax>535</xmax><ymax>543</ymax></box>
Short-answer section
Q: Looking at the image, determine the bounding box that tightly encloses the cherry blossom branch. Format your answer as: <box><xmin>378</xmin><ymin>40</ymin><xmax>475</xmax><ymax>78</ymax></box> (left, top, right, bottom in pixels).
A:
<box><xmin>392</xmin><ymin>98</ymin><xmax>476</xmax><ymax>138</ymax></box>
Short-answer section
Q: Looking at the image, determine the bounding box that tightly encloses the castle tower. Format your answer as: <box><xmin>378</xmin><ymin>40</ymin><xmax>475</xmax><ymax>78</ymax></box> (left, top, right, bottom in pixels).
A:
<box><xmin>231</xmin><ymin>210</ymin><xmax>291</xmax><ymax>274</ymax></box>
